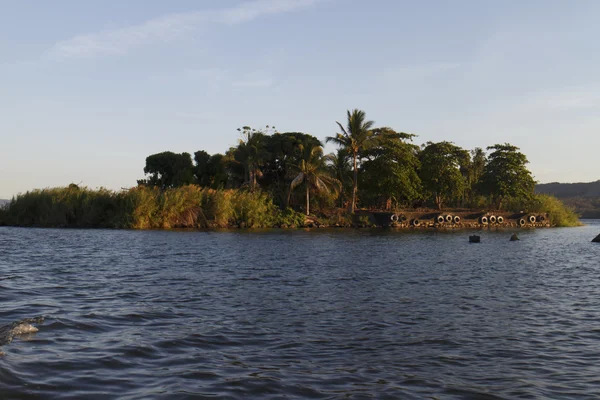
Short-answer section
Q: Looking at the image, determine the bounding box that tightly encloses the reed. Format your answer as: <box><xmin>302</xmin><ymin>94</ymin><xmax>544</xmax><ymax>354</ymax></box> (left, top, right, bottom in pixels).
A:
<box><xmin>0</xmin><ymin>185</ymin><xmax>301</xmax><ymax>229</ymax></box>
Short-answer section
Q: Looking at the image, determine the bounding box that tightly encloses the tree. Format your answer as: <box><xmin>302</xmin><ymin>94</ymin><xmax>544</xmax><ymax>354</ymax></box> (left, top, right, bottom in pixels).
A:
<box><xmin>360</xmin><ymin>128</ymin><xmax>422</xmax><ymax>209</ymax></box>
<box><xmin>140</xmin><ymin>151</ymin><xmax>194</xmax><ymax>189</ymax></box>
<box><xmin>419</xmin><ymin>141</ymin><xmax>468</xmax><ymax>210</ymax></box>
<box><xmin>261</xmin><ymin>132</ymin><xmax>321</xmax><ymax>208</ymax></box>
<box><xmin>289</xmin><ymin>139</ymin><xmax>340</xmax><ymax>215</ymax></box>
<box><xmin>326</xmin><ymin>109</ymin><xmax>375</xmax><ymax>212</ymax></box>
<box><xmin>460</xmin><ymin>147</ymin><xmax>486</xmax><ymax>207</ymax></box>
<box><xmin>235</xmin><ymin>126</ymin><xmax>271</xmax><ymax>191</ymax></box>
<box><xmin>478</xmin><ymin>143</ymin><xmax>536</xmax><ymax>209</ymax></box>
<box><xmin>325</xmin><ymin>148</ymin><xmax>352</xmax><ymax>208</ymax></box>
<box><xmin>193</xmin><ymin>150</ymin><xmax>211</xmax><ymax>187</ymax></box>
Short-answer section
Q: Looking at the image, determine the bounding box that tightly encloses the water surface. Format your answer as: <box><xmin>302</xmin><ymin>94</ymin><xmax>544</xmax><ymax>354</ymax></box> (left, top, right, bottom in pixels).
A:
<box><xmin>1</xmin><ymin>222</ymin><xmax>600</xmax><ymax>399</ymax></box>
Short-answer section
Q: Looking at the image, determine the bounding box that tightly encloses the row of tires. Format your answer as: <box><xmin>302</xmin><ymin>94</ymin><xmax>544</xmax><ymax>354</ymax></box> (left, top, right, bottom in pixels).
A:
<box><xmin>435</xmin><ymin>214</ymin><xmax>461</xmax><ymax>224</ymax></box>
<box><xmin>389</xmin><ymin>213</ymin><xmax>547</xmax><ymax>226</ymax></box>
<box><xmin>481</xmin><ymin>214</ymin><xmax>546</xmax><ymax>226</ymax></box>
<box><xmin>389</xmin><ymin>214</ymin><xmax>425</xmax><ymax>226</ymax></box>
<box><xmin>479</xmin><ymin>215</ymin><xmax>504</xmax><ymax>224</ymax></box>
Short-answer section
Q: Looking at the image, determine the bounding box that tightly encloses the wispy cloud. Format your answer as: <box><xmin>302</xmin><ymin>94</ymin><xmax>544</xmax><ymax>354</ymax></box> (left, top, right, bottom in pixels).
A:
<box><xmin>47</xmin><ymin>0</ymin><xmax>322</xmax><ymax>59</ymax></box>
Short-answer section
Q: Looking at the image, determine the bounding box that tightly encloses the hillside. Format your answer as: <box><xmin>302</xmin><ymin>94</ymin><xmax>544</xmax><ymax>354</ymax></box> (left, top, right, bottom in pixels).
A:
<box><xmin>0</xmin><ymin>199</ymin><xmax>9</xmax><ymax>207</ymax></box>
<box><xmin>536</xmin><ymin>181</ymin><xmax>600</xmax><ymax>218</ymax></box>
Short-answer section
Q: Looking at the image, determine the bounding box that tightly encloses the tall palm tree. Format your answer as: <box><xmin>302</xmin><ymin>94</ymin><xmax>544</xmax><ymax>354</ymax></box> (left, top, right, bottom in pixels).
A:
<box><xmin>236</xmin><ymin>127</ymin><xmax>265</xmax><ymax>191</ymax></box>
<box><xmin>326</xmin><ymin>109</ymin><xmax>375</xmax><ymax>212</ymax></box>
<box><xmin>290</xmin><ymin>141</ymin><xmax>341</xmax><ymax>216</ymax></box>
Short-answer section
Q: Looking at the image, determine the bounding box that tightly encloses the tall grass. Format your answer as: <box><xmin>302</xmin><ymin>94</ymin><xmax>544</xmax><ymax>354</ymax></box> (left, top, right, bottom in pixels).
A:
<box><xmin>527</xmin><ymin>194</ymin><xmax>581</xmax><ymax>227</ymax></box>
<box><xmin>0</xmin><ymin>185</ymin><xmax>304</xmax><ymax>229</ymax></box>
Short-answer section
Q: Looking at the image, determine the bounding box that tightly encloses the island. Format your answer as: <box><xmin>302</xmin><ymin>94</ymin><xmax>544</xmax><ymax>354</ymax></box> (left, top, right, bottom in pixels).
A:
<box><xmin>0</xmin><ymin>109</ymin><xmax>580</xmax><ymax>229</ymax></box>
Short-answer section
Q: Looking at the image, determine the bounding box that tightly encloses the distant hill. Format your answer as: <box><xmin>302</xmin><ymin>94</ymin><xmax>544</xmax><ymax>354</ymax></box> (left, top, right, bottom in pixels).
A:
<box><xmin>0</xmin><ymin>199</ymin><xmax>9</xmax><ymax>207</ymax></box>
<box><xmin>536</xmin><ymin>180</ymin><xmax>600</xmax><ymax>218</ymax></box>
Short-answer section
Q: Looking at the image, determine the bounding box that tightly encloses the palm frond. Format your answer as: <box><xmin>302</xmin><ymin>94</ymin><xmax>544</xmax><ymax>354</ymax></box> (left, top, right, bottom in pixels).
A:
<box><xmin>314</xmin><ymin>177</ymin><xmax>329</xmax><ymax>193</ymax></box>
<box><xmin>290</xmin><ymin>173</ymin><xmax>305</xmax><ymax>190</ymax></box>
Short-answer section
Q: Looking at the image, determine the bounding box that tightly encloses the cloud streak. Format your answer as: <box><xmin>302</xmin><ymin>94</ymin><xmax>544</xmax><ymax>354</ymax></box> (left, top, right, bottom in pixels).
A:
<box><xmin>48</xmin><ymin>0</ymin><xmax>321</xmax><ymax>59</ymax></box>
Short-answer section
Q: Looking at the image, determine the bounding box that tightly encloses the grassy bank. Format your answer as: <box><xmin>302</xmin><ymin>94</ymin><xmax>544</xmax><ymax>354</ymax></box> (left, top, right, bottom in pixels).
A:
<box><xmin>0</xmin><ymin>185</ymin><xmax>306</xmax><ymax>229</ymax></box>
<box><xmin>526</xmin><ymin>194</ymin><xmax>582</xmax><ymax>227</ymax></box>
<box><xmin>502</xmin><ymin>193</ymin><xmax>582</xmax><ymax>227</ymax></box>
<box><xmin>0</xmin><ymin>186</ymin><xmax>582</xmax><ymax>229</ymax></box>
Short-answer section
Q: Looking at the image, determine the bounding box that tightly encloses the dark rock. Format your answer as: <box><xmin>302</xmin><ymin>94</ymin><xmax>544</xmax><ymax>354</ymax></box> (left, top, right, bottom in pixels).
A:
<box><xmin>469</xmin><ymin>235</ymin><xmax>480</xmax><ymax>243</ymax></box>
<box><xmin>510</xmin><ymin>233</ymin><xmax>520</xmax><ymax>241</ymax></box>
<box><xmin>592</xmin><ymin>234</ymin><xmax>600</xmax><ymax>243</ymax></box>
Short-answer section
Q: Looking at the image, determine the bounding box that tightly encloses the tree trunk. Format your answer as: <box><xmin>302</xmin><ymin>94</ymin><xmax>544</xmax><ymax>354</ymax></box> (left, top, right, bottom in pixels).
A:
<box><xmin>306</xmin><ymin>183</ymin><xmax>310</xmax><ymax>216</ymax></box>
<box><xmin>250</xmin><ymin>165</ymin><xmax>257</xmax><ymax>192</ymax></box>
<box><xmin>352</xmin><ymin>153</ymin><xmax>358</xmax><ymax>213</ymax></box>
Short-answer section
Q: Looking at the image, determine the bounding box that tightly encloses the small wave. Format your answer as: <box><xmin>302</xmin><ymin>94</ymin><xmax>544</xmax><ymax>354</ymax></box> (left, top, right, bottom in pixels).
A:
<box><xmin>0</xmin><ymin>316</ymin><xmax>44</xmax><ymax>348</ymax></box>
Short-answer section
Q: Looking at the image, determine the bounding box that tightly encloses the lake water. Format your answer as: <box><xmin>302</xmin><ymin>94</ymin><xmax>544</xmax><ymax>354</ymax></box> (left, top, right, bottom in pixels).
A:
<box><xmin>1</xmin><ymin>222</ymin><xmax>600</xmax><ymax>399</ymax></box>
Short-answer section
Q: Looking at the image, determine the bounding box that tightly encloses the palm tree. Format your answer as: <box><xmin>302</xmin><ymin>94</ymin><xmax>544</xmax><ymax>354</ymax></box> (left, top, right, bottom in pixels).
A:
<box><xmin>290</xmin><ymin>141</ymin><xmax>341</xmax><ymax>216</ymax></box>
<box><xmin>236</xmin><ymin>126</ymin><xmax>265</xmax><ymax>191</ymax></box>
<box><xmin>325</xmin><ymin>148</ymin><xmax>351</xmax><ymax>208</ymax></box>
<box><xmin>326</xmin><ymin>109</ymin><xmax>375</xmax><ymax>212</ymax></box>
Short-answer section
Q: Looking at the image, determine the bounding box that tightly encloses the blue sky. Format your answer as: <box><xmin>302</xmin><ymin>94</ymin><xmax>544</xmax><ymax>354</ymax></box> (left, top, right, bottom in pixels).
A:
<box><xmin>1</xmin><ymin>0</ymin><xmax>599</xmax><ymax>198</ymax></box>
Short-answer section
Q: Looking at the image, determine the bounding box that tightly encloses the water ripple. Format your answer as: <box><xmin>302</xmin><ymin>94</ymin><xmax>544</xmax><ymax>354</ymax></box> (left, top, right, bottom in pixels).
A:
<box><xmin>0</xmin><ymin>223</ymin><xmax>600</xmax><ymax>398</ymax></box>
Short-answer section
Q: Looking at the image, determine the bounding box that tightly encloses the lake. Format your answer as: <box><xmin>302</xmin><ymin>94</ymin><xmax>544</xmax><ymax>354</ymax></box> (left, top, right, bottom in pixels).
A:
<box><xmin>1</xmin><ymin>222</ymin><xmax>600</xmax><ymax>399</ymax></box>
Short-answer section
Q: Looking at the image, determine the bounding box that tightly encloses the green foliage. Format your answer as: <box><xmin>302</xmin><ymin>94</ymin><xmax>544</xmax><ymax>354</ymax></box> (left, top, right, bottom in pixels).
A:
<box><xmin>357</xmin><ymin>215</ymin><xmax>374</xmax><ymax>227</ymax></box>
<box><xmin>4</xmin><ymin>109</ymin><xmax>567</xmax><ymax>225</ymax></box>
<box><xmin>289</xmin><ymin>139</ymin><xmax>341</xmax><ymax>215</ymax></box>
<box><xmin>460</xmin><ymin>148</ymin><xmax>486</xmax><ymax>207</ymax></box>
<box><xmin>419</xmin><ymin>141</ymin><xmax>468</xmax><ymax>210</ymax></box>
<box><xmin>235</xmin><ymin>125</ymin><xmax>274</xmax><ymax>191</ymax></box>
<box><xmin>274</xmin><ymin>207</ymin><xmax>305</xmax><ymax>227</ymax></box>
<box><xmin>527</xmin><ymin>194</ymin><xmax>581</xmax><ymax>227</ymax></box>
<box><xmin>139</xmin><ymin>151</ymin><xmax>195</xmax><ymax>189</ymax></box>
<box><xmin>0</xmin><ymin>186</ymin><xmax>128</xmax><ymax>228</ymax></box>
<box><xmin>261</xmin><ymin>131</ymin><xmax>322</xmax><ymax>208</ymax></box>
<box><xmin>326</xmin><ymin>109</ymin><xmax>376</xmax><ymax>212</ymax></box>
<box><xmin>325</xmin><ymin>148</ymin><xmax>352</xmax><ymax>208</ymax></box>
<box><xmin>0</xmin><ymin>186</ymin><xmax>288</xmax><ymax>229</ymax></box>
<box><xmin>360</xmin><ymin>128</ymin><xmax>422</xmax><ymax>208</ymax></box>
<box><xmin>478</xmin><ymin>143</ymin><xmax>535</xmax><ymax>209</ymax></box>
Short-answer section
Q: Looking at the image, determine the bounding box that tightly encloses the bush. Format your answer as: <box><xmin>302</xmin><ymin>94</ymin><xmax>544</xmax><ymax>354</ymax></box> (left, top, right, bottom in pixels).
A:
<box><xmin>526</xmin><ymin>194</ymin><xmax>581</xmax><ymax>227</ymax></box>
<box><xmin>275</xmin><ymin>207</ymin><xmax>305</xmax><ymax>227</ymax></box>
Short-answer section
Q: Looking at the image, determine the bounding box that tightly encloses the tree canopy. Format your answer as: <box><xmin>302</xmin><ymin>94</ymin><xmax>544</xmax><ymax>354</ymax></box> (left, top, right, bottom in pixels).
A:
<box><xmin>479</xmin><ymin>143</ymin><xmax>536</xmax><ymax>209</ymax></box>
<box><xmin>137</xmin><ymin>111</ymin><xmax>539</xmax><ymax>214</ymax></box>
<box><xmin>419</xmin><ymin>142</ymin><xmax>468</xmax><ymax>210</ymax></box>
<box><xmin>139</xmin><ymin>151</ymin><xmax>195</xmax><ymax>189</ymax></box>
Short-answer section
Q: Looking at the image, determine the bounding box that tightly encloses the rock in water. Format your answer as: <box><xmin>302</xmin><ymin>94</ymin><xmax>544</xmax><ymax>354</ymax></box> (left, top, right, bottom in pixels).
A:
<box><xmin>510</xmin><ymin>233</ymin><xmax>520</xmax><ymax>241</ymax></box>
<box><xmin>11</xmin><ymin>323</ymin><xmax>38</xmax><ymax>335</ymax></box>
<box><xmin>593</xmin><ymin>234</ymin><xmax>600</xmax><ymax>243</ymax></box>
<box><xmin>469</xmin><ymin>235</ymin><xmax>480</xmax><ymax>243</ymax></box>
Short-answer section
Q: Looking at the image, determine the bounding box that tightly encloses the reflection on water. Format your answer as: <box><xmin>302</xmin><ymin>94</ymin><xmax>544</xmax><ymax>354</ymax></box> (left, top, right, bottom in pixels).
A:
<box><xmin>1</xmin><ymin>222</ymin><xmax>599</xmax><ymax>398</ymax></box>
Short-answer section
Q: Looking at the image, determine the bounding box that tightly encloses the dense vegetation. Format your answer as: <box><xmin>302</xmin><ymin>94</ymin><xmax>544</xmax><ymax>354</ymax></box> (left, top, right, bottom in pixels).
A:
<box><xmin>136</xmin><ymin>110</ymin><xmax>540</xmax><ymax>213</ymax></box>
<box><xmin>536</xmin><ymin>181</ymin><xmax>600</xmax><ymax>218</ymax></box>
<box><xmin>0</xmin><ymin>109</ymin><xmax>582</xmax><ymax>228</ymax></box>
<box><xmin>0</xmin><ymin>185</ymin><xmax>308</xmax><ymax>229</ymax></box>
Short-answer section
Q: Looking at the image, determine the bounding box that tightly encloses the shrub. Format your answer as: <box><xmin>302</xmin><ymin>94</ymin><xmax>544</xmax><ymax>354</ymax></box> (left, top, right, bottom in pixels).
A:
<box><xmin>275</xmin><ymin>207</ymin><xmax>305</xmax><ymax>227</ymax></box>
<box><xmin>527</xmin><ymin>194</ymin><xmax>581</xmax><ymax>227</ymax></box>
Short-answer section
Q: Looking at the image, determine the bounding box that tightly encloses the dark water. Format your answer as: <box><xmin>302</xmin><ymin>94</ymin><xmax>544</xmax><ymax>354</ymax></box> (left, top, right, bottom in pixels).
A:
<box><xmin>1</xmin><ymin>222</ymin><xmax>600</xmax><ymax>399</ymax></box>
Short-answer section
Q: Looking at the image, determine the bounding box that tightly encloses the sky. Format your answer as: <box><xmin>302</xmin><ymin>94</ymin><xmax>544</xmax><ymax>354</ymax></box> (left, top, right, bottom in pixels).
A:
<box><xmin>1</xmin><ymin>0</ymin><xmax>599</xmax><ymax>198</ymax></box>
